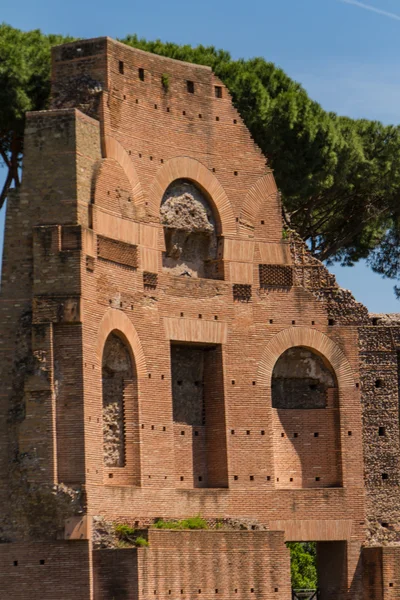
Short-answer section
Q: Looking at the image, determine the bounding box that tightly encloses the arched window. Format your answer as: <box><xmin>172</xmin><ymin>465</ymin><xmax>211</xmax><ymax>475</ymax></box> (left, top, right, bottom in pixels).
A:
<box><xmin>102</xmin><ymin>332</ymin><xmax>140</xmax><ymax>484</ymax></box>
<box><xmin>160</xmin><ymin>179</ymin><xmax>221</xmax><ymax>279</ymax></box>
<box><xmin>271</xmin><ymin>347</ymin><xmax>342</xmax><ymax>489</ymax></box>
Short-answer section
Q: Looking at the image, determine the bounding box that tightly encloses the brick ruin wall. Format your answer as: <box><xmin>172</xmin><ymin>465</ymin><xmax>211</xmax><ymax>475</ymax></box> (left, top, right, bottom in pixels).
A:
<box><xmin>0</xmin><ymin>36</ymin><xmax>400</xmax><ymax>598</ymax></box>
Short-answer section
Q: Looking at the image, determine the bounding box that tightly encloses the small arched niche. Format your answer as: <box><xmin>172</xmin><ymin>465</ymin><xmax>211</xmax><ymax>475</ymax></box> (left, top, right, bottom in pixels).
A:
<box><xmin>102</xmin><ymin>331</ymin><xmax>140</xmax><ymax>484</ymax></box>
<box><xmin>271</xmin><ymin>347</ymin><xmax>342</xmax><ymax>489</ymax></box>
<box><xmin>160</xmin><ymin>179</ymin><xmax>221</xmax><ymax>279</ymax></box>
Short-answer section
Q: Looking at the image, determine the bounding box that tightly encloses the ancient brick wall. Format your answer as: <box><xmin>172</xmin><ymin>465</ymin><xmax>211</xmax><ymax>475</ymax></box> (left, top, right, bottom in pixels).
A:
<box><xmin>359</xmin><ymin>317</ymin><xmax>400</xmax><ymax>545</ymax></box>
<box><xmin>0</xmin><ymin>36</ymin><xmax>390</xmax><ymax>599</ymax></box>
<box><xmin>138</xmin><ymin>530</ymin><xmax>291</xmax><ymax>600</ymax></box>
<box><xmin>93</xmin><ymin>530</ymin><xmax>290</xmax><ymax>600</ymax></box>
<box><xmin>0</xmin><ymin>541</ymin><xmax>92</xmax><ymax>600</ymax></box>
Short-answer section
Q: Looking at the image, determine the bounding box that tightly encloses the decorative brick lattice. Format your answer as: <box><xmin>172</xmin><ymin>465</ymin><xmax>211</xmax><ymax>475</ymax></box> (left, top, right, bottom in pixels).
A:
<box><xmin>97</xmin><ymin>236</ymin><xmax>138</xmax><ymax>269</ymax></box>
<box><xmin>259</xmin><ymin>264</ymin><xmax>293</xmax><ymax>288</ymax></box>
<box><xmin>233</xmin><ymin>284</ymin><xmax>252</xmax><ymax>302</ymax></box>
<box><xmin>143</xmin><ymin>271</ymin><xmax>158</xmax><ymax>288</ymax></box>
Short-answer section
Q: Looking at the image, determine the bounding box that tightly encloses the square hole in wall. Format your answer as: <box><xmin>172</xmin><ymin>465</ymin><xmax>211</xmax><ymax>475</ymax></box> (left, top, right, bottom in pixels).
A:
<box><xmin>215</xmin><ymin>86</ymin><xmax>222</xmax><ymax>98</ymax></box>
<box><xmin>187</xmin><ymin>80</ymin><xmax>195</xmax><ymax>93</ymax></box>
<box><xmin>382</xmin><ymin>473</ymin><xmax>389</xmax><ymax>480</ymax></box>
<box><xmin>379</xmin><ymin>427</ymin><xmax>386</xmax><ymax>436</ymax></box>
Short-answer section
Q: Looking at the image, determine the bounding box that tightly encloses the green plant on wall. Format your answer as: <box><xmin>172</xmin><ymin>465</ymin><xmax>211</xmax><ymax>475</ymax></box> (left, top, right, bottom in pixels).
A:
<box><xmin>115</xmin><ymin>524</ymin><xmax>149</xmax><ymax>547</ymax></box>
<box><xmin>161</xmin><ymin>73</ymin><xmax>170</xmax><ymax>91</ymax></box>
<box><xmin>135</xmin><ymin>536</ymin><xmax>149</xmax><ymax>547</ymax></box>
<box><xmin>153</xmin><ymin>516</ymin><xmax>208</xmax><ymax>530</ymax></box>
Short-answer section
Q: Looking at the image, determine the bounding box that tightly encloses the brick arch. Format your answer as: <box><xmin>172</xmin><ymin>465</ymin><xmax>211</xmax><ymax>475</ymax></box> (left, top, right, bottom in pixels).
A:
<box><xmin>148</xmin><ymin>156</ymin><xmax>236</xmax><ymax>236</ymax></box>
<box><xmin>100</xmin><ymin>135</ymin><xmax>145</xmax><ymax>207</ymax></box>
<box><xmin>240</xmin><ymin>172</ymin><xmax>278</xmax><ymax>227</ymax></box>
<box><xmin>257</xmin><ymin>327</ymin><xmax>355</xmax><ymax>390</ymax></box>
<box><xmin>96</xmin><ymin>309</ymin><xmax>147</xmax><ymax>378</ymax></box>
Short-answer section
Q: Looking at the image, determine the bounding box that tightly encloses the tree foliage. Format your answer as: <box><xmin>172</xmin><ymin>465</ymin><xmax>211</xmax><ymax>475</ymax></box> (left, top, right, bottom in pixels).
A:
<box><xmin>2</xmin><ymin>24</ymin><xmax>400</xmax><ymax>296</ymax></box>
<box><xmin>0</xmin><ymin>24</ymin><xmax>73</xmax><ymax>206</ymax></box>
<box><xmin>287</xmin><ymin>542</ymin><xmax>317</xmax><ymax>590</ymax></box>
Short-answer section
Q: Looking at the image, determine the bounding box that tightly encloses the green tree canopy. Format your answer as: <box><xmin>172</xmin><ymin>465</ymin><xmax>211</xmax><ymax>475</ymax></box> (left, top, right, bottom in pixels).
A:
<box><xmin>2</xmin><ymin>24</ymin><xmax>400</xmax><ymax>296</ymax></box>
<box><xmin>0</xmin><ymin>24</ymin><xmax>73</xmax><ymax>206</ymax></box>
<box><xmin>287</xmin><ymin>542</ymin><xmax>318</xmax><ymax>590</ymax></box>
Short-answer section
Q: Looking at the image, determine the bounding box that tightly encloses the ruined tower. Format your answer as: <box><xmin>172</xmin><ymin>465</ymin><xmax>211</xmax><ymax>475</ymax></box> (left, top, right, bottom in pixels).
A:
<box><xmin>0</xmin><ymin>36</ymin><xmax>400</xmax><ymax>599</ymax></box>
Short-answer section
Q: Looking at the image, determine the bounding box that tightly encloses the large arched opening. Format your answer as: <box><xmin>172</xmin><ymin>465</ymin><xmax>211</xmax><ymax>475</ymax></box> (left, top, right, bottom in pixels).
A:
<box><xmin>271</xmin><ymin>346</ymin><xmax>342</xmax><ymax>489</ymax></box>
<box><xmin>160</xmin><ymin>179</ymin><xmax>222</xmax><ymax>279</ymax></box>
<box><xmin>101</xmin><ymin>330</ymin><xmax>141</xmax><ymax>485</ymax></box>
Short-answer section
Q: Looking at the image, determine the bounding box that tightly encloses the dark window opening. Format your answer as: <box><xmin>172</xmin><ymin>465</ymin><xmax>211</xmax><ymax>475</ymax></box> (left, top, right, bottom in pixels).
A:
<box><xmin>138</xmin><ymin>68</ymin><xmax>145</xmax><ymax>81</ymax></box>
<box><xmin>171</xmin><ymin>343</ymin><xmax>228</xmax><ymax>488</ymax></box>
<box><xmin>379</xmin><ymin>427</ymin><xmax>386</xmax><ymax>437</ymax></box>
<box><xmin>215</xmin><ymin>86</ymin><xmax>222</xmax><ymax>98</ymax></box>
<box><xmin>119</xmin><ymin>60</ymin><xmax>124</xmax><ymax>74</ymax></box>
<box><xmin>187</xmin><ymin>80</ymin><xmax>195</xmax><ymax>93</ymax></box>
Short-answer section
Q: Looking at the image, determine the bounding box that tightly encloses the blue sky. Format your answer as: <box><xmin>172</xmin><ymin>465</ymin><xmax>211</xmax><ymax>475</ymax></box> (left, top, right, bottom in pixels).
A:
<box><xmin>1</xmin><ymin>0</ymin><xmax>400</xmax><ymax>311</ymax></box>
